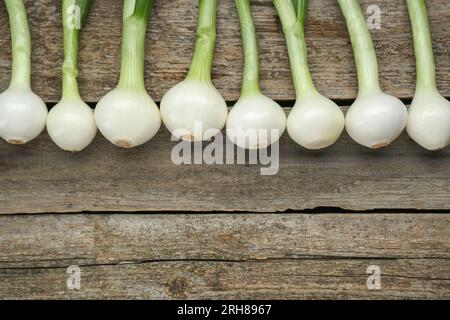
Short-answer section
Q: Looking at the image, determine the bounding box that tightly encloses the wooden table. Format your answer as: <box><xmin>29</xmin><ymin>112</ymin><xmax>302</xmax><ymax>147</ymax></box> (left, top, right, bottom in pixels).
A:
<box><xmin>0</xmin><ymin>0</ymin><xmax>449</xmax><ymax>299</ymax></box>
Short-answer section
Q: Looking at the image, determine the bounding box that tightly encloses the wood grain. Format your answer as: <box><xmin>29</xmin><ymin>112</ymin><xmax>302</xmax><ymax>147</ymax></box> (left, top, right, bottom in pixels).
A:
<box><xmin>0</xmin><ymin>0</ymin><xmax>448</xmax><ymax>102</ymax></box>
<box><xmin>2</xmin><ymin>259</ymin><xmax>448</xmax><ymax>299</ymax></box>
<box><xmin>1</xmin><ymin>214</ymin><xmax>448</xmax><ymax>266</ymax></box>
<box><xmin>0</xmin><ymin>213</ymin><xmax>448</xmax><ymax>299</ymax></box>
<box><xmin>0</xmin><ymin>115</ymin><xmax>449</xmax><ymax>214</ymax></box>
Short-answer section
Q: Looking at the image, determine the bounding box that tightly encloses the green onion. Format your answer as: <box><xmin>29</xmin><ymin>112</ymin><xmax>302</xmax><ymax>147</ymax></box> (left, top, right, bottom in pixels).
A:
<box><xmin>405</xmin><ymin>0</ymin><xmax>450</xmax><ymax>150</ymax></box>
<box><xmin>226</xmin><ymin>0</ymin><xmax>286</xmax><ymax>150</ymax></box>
<box><xmin>338</xmin><ymin>0</ymin><xmax>407</xmax><ymax>149</ymax></box>
<box><xmin>95</xmin><ymin>0</ymin><xmax>161</xmax><ymax>148</ymax></box>
<box><xmin>160</xmin><ymin>0</ymin><xmax>228</xmax><ymax>142</ymax></box>
<box><xmin>0</xmin><ymin>0</ymin><xmax>48</xmax><ymax>145</ymax></box>
<box><xmin>47</xmin><ymin>0</ymin><xmax>97</xmax><ymax>152</ymax></box>
<box><xmin>274</xmin><ymin>0</ymin><xmax>344</xmax><ymax>149</ymax></box>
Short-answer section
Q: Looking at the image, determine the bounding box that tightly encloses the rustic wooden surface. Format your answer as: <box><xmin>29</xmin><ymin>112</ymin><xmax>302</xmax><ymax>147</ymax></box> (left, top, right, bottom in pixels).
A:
<box><xmin>0</xmin><ymin>214</ymin><xmax>449</xmax><ymax>299</ymax></box>
<box><xmin>0</xmin><ymin>121</ymin><xmax>450</xmax><ymax>214</ymax></box>
<box><xmin>0</xmin><ymin>0</ymin><xmax>449</xmax><ymax>299</ymax></box>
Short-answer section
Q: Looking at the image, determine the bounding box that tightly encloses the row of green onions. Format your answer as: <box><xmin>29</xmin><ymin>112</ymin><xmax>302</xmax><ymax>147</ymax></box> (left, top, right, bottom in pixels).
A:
<box><xmin>0</xmin><ymin>0</ymin><xmax>448</xmax><ymax>152</ymax></box>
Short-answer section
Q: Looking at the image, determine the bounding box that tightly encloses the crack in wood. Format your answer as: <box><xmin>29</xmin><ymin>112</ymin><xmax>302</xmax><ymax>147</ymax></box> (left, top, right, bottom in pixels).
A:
<box><xmin>1</xmin><ymin>256</ymin><xmax>449</xmax><ymax>269</ymax></box>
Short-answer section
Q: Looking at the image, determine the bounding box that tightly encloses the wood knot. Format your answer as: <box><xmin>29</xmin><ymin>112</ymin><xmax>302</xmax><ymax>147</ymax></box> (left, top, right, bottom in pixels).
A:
<box><xmin>166</xmin><ymin>277</ymin><xmax>188</xmax><ymax>298</ymax></box>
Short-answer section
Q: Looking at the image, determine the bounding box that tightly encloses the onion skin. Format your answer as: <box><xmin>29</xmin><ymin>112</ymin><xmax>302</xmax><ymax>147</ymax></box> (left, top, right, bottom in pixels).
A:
<box><xmin>161</xmin><ymin>80</ymin><xmax>228</xmax><ymax>142</ymax></box>
<box><xmin>407</xmin><ymin>90</ymin><xmax>450</xmax><ymax>151</ymax></box>
<box><xmin>226</xmin><ymin>94</ymin><xmax>286</xmax><ymax>149</ymax></box>
<box><xmin>287</xmin><ymin>94</ymin><xmax>344</xmax><ymax>150</ymax></box>
<box><xmin>95</xmin><ymin>89</ymin><xmax>161</xmax><ymax>148</ymax></box>
<box><xmin>47</xmin><ymin>100</ymin><xmax>97</xmax><ymax>152</ymax></box>
<box><xmin>0</xmin><ymin>88</ymin><xmax>47</xmax><ymax>145</ymax></box>
<box><xmin>345</xmin><ymin>93</ymin><xmax>408</xmax><ymax>149</ymax></box>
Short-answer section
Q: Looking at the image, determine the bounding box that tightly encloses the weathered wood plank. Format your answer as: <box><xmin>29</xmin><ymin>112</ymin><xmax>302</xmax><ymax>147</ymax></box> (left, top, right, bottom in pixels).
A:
<box><xmin>0</xmin><ymin>214</ymin><xmax>448</xmax><ymax>268</ymax></box>
<box><xmin>1</xmin><ymin>259</ymin><xmax>448</xmax><ymax>299</ymax></box>
<box><xmin>0</xmin><ymin>213</ymin><xmax>448</xmax><ymax>299</ymax></box>
<box><xmin>0</xmin><ymin>0</ymin><xmax>449</xmax><ymax>102</ymax></box>
<box><xmin>0</xmin><ymin>117</ymin><xmax>449</xmax><ymax>214</ymax></box>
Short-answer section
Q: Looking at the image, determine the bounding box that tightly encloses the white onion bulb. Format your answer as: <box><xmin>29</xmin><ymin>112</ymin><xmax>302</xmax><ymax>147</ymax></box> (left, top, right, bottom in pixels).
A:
<box><xmin>47</xmin><ymin>100</ymin><xmax>97</xmax><ymax>152</ymax></box>
<box><xmin>345</xmin><ymin>93</ymin><xmax>408</xmax><ymax>149</ymax></box>
<box><xmin>0</xmin><ymin>88</ymin><xmax>47</xmax><ymax>144</ymax></box>
<box><xmin>226</xmin><ymin>94</ymin><xmax>286</xmax><ymax>149</ymax></box>
<box><xmin>161</xmin><ymin>80</ymin><xmax>228</xmax><ymax>142</ymax></box>
<box><xmin>407</xmin><ymin>90</ymin><xmax>450</xmax><ymax>150</ymax></box>
<box><xmin>95</xmin><ymin>89</ymin><xmax>161</xmax><ymax>148</ymax></box>
<box><xmin>287</xmin><ymin>94</ymin><xmax>345</xmax><ymax>149</ymax></box>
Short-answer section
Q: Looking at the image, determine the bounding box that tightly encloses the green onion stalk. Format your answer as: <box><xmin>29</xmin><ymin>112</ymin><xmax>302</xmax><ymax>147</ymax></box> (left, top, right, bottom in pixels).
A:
<box><xmin>274</xmin><ymin>0</ymin><xmax>344</xmax><ymax>149</ymax></box>
<box><xmin>405</xmin><ymin>0</ymin><xmax>450</xmax><ymax>150</ymax></box>
<box><xmin>95</xmin><ymin>0</ymin><xmax>161</xmax><ymax>148</ymax></box>
<box><xmin>0</xmin><ymin>0</ymin><xmax>48</xmax><ymax>145</ymax></box>
<box><xmin>160</xmin><ymin>0</ymin><xmax>228</xmax><ymax>142</ymax></box>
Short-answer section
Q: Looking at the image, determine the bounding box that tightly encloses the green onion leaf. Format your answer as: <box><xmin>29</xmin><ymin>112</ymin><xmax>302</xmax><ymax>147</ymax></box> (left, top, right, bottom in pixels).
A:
<box><xmin>292</xmin><ymin>0</ymin><xmax>308</xmax><ymax>26</ymax></box>
<box><xmin>74</xmin><ymin>0</ymin><xmax>92</xmax><ymax>27</ymax></box>
<box><xmin>129</xmin><ymin>0</ymin><xmax>154</xmax><ymax>20</ymax></box>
